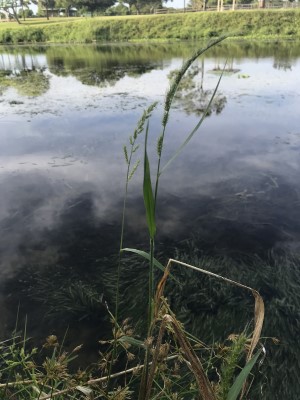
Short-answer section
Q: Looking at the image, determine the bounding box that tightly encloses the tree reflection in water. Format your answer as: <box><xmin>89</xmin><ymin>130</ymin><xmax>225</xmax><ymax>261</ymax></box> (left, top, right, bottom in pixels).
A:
<box><xmin>0</xmin><ymin>67</ymin><xmax>50</xmax><ymax>97</ymax></box>
<box><xmin>168</xmin><ymin>59</ymin><xmax>227</xmax><ymax>116</ymax></box>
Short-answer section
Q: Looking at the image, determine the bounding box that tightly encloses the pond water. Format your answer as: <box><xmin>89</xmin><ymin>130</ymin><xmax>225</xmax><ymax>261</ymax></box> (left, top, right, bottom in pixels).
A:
<box><xmin>1</xmin><ymin>40</ymin><xmax>300</xmax><ymax>398</ymax></box>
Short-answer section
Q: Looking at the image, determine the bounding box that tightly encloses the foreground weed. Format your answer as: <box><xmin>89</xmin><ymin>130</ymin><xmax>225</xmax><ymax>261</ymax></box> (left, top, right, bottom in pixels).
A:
<box><xmin>126</xmin><ymin>37</ymin><xmax>228</xmax><ymax>399</ymax></box>
<box><xmin>218</xmin><ymin>334</ymin><xmax>248</xmax><ymax>399</ymax></box>
<box><xmin>116</xmin><ymin>101</ymin><xmax>158</xmax><ymax>322</ymax></box>
<box><xmin>123</xmin><ymin>36</ymin><xmax>228</xmax><ymax>336</ymax></box>
<box><xmin>116</xmin><ymin>36</ymin><xmax>265</xmax><ymax>399</ymax></box>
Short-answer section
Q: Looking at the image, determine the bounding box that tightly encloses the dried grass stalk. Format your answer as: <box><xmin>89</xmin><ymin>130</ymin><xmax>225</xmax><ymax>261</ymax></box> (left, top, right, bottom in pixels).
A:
<box><xmin>164</xmin><ymin>313</ymin><xmax>217</xmax><ymax>400</ymax></box>
<box><xmin>155</xmin><ymin>258</ymin><xmax>264</xmax><ymax>362</ymax></box>
<box><xmin>154</xmin><ymin>258</ymin><xmax>265</xmax><ymax>399</ymax></box>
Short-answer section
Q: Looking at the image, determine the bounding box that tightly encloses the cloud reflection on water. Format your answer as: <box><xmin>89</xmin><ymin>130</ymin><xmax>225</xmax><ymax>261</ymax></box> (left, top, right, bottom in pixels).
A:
<box><xmin>0</xmin><ymin>43</ymin><xmax>300</xmax><ymax>260</ymax></box>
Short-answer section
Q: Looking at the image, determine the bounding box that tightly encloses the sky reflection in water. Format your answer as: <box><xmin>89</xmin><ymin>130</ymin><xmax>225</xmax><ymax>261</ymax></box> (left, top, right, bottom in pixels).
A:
<box><xmin>0</xmin><ymin>43</ymin><xmax>300</xmax><ymax>367</ymax></box>
<box><xmin>1</xmin><ymin>42</ymin><xmax>300</xmax><ymax>397</ymax></box>
<box><xmin>0</xmin><ymin>42</ymin><xmax>300</xmax><ymax>274</ymax></box>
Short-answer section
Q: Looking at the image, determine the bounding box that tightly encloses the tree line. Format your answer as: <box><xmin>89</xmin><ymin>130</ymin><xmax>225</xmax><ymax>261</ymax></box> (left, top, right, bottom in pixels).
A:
<box><xmin>0</xmin><ymin>0</ymin><xmax>172</xmax><ymax>22</ymax></box>
<box><xmin>1</xmin><ymin>0</ymin><xmax>296</xmax><ymax>24</ymax></box>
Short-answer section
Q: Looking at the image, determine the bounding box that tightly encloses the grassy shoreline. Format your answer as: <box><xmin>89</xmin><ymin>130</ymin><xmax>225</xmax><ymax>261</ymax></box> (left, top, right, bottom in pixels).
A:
<box><xmin>0</xmin><ymin>9</ymin><xmax>300</xmax><ymax>44</ymax></box>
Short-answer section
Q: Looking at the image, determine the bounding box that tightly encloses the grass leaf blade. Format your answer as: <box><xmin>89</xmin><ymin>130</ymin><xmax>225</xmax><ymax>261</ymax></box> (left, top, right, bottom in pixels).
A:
<box><xmin>122</xmin><ymin>248</ymin><xmax>181</xmax><ymax>284</ymax></box>
<box><xmin>226</xmin><ymin>350</ymin><xmax>261</xmax><ymax>400</ymax></box>
<box><xmin>143</xmin><ymin>121</ymin><xmax>156</xmax><ymax>239</ymax></box>
<box><xmin>122</xmin><ymin>248</ymin><xmax>164</xmax><ymax>272</ymax></box>
<box><xmin>118</xmin><ymin>335</ymin><xmax>145</xmax><ymax>348</ymax></box>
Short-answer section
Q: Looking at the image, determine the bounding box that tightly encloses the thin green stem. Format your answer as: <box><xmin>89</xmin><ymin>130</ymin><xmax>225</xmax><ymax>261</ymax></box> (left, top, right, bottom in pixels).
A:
<box><xmin>109</xmin><ymin>145</ymin><xmax>133</xmax><ymax>392</ymax></box>
<box><xmin>115</xmin><ymin>164</ymin><xmax>130</xmax><ymax>322</ymax></box>
<box><xmin>154</xmin><ymin>126</ymin><xmax>166</xmax><ymax>211</ymax></box>
<box><xmin>148</xmin><ymin>237</ymin><xmax>155</xmax><ymax>332</ymax></box>
<box><xmin>116</xmin><ymin>102</ymin><xmax>157</xmax><ymax>324</ymax></box>
<box><xmin>111</xmin><ymin>103</ymin><xmax>157</xmax><ymax>391</ymax></box>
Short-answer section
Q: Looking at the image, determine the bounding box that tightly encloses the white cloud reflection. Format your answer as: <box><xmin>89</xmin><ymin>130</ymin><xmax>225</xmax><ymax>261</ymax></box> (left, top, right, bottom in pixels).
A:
<box><xmin>0</xmin><ymin>46</ymin><xmax>300</xmax><ymax>281</ymax></box>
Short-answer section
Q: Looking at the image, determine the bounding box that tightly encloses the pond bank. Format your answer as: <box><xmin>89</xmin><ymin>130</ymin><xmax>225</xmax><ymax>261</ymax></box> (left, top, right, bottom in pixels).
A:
<box><xmin>0</xmin><ymin>9</ymin><xmax>300</xmax><ymax>44</ymax></box>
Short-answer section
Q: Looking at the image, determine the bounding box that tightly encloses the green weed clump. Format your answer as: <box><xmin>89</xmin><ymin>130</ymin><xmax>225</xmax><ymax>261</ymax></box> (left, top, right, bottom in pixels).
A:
<box><xmin>0</xmin><ymin>323</ymin><xmax>259</xmax><ymax>399</ymax></box>
<box><xmin>1</xmin><ymin>10</ymin><xmax>300</xmax><ymax>43</ymax></box>
<box><xmin>0</xmin><ymin>68</ymin><xmax>49</xmax><ymax>96</ymax></box>
<box><xmin>0</xmin><ymin>38</ymin><xmax>265</xmax><ymax>399</ymax></box>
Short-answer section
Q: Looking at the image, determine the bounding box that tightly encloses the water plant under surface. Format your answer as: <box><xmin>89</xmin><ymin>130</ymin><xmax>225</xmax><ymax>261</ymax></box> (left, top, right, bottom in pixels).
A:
<box><xmin>0</xmin><ymin>68</ymin><xmax>49</xmax><ymax>97</ymax></box>
<box><xmin>0</xmin><ymin>37</ymin><xmax>266</xmax><ymax>399</ymax></box>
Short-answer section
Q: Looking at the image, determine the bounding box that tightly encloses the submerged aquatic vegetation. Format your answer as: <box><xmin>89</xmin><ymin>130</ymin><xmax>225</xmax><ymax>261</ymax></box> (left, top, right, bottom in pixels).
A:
<box><xmin>22</xmin><ymin>263</ymin><xmax>106</xmax><ymax>322</ymax></box>
<box><xmin>0</xmin><ymin>68</ymin><xmax>50</xmax><ymax>97</ymax></box>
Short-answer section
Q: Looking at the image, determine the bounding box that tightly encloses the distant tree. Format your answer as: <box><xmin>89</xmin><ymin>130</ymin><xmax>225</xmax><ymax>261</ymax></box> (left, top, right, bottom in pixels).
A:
<box><xmin>72</xmin><ymin>0</ymin><xmax>116</xmax><ymax>15</ymax></box>
<box><xmin>67</xmin><ymin>0</ymin><xmax>116</xmax><ymax>15</ymax></box>
<box><xmin>258</xmin><ymin>0</ymin><xmax>265</xmax><ymax>7</ymax></box>
<box><xmin>126</xmin><ymin>0</ymin><xmax>165</xmax><ymax>14</ymax></box>
<box><xmin>18</xmin><ymin>5</ymin><xmax>34</xmax><ymax>18</ymax></box>
<box><xmin>55</xmin><ymin>0</ymin><xmax>73</xmax><ymax>16</ymax></box>
<box><xmin>35</xmin><ymin>0</ymin><xmax>55</xmax><ymax>19</ymax></box>
<box><xmin>11</xmin><ymin>1</ymin><xmax>20</xmax><ymax>21</ymax></box>
<box><xmin>188</xmin><ymin>0</ymin><xmax>205</xmax><ymax>10</ymax></box>
<box><xmin>19</xmin><ymin>0</ymin><xmax>32</xmax><ymax>20</ymax></box>
<box><xmin>205</xmin><ymin>0</ymin><xmax>217</xmax><ymax>7</ymax></box>
<box><xmin>105</xmin><ymin>2</ymin><xmax>129</xmax><ymax>15</ymax></box>
<box><xmin>0</xmin><ymin>0</ymin><xmax>21</xmax><ymax>23</ymax></box>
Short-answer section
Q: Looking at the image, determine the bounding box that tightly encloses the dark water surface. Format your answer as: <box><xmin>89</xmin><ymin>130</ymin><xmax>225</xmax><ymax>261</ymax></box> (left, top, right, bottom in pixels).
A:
<box><xmin>1</xmin><ymin>40</ymin><xmax>300</xmax><ymax>398</ymax></box>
